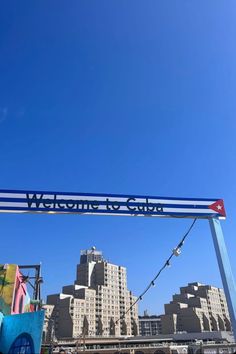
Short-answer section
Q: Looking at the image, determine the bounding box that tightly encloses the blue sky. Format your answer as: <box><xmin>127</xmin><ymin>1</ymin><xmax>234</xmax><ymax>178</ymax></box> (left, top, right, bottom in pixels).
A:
<box><xmin>0</xmin><ymin>1</ymin><xmax>236</xmax><ymax>315</ymax></box>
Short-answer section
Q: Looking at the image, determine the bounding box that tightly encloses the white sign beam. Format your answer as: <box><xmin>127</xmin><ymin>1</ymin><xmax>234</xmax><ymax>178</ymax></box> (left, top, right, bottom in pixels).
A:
<box><xmin>0</xmin><ymin>189</ymin><xmax>226</xmax><ymax>218</ymax></box>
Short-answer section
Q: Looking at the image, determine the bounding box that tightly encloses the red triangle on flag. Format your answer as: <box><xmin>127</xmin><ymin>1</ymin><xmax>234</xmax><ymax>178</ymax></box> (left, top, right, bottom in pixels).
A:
<box><xmin>208</xmin><ymin>199</ymin><xmax>226</xmax><ymax>217</ymax></box>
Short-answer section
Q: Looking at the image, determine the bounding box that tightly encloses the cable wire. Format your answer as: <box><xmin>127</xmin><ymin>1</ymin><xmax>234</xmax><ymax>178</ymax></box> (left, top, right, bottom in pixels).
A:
<box><xmin>112</xmin><ymin>218</ymin><xmax>197</xmax><ymax>327</ymax></box>
<box><xmin>87</xmin><ymin>218</ymin><xmax>197</xmax><ymax>336</ymax></box>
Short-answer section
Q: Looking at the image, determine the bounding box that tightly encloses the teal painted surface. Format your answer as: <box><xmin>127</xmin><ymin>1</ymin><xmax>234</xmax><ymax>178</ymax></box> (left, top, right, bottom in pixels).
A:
<box><xmin>0</xmin><ymin>310</ymin><xmax>45</xmax><ymax>354</ymax></box>
<box><xmin>0</xmin><ymin>312</ymin><xmax>3</xmax><ymax>333</ymax></box>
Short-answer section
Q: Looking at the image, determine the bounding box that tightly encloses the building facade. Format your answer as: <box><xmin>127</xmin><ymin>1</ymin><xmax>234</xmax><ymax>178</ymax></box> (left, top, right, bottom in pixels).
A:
<box><xmin>46</xmin><ymin>247</ymin><xmax>138</xmax><ymax>339</ymax></box>
<box><xmin>161</xmin><ymin>282</ymin><xmax>231</xmax><ymax>334</ymax></box>
<box><xmin>42</xmin><ymin>304</ymin><xmax>55</xmax><ymax>343</ymax></box>
<box><xmin>139</xmin><ymin>311</ymin><xmax>161</xmax><ymax>336</ymax></box>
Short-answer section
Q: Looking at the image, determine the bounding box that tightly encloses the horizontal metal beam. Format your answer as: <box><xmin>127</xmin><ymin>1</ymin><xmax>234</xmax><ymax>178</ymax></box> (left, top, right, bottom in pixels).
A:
<box><xmin>0</xmin><ymin>189</ymin><xmax>226</xmax><ymax>218</ymax></box>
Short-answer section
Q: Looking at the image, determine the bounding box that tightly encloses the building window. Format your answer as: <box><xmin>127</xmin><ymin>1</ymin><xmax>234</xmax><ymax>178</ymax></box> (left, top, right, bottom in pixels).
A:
<box><xmin>8</xmin><ymin>333</ymin><xmax>35</xmax><ymax>354</ymax></box>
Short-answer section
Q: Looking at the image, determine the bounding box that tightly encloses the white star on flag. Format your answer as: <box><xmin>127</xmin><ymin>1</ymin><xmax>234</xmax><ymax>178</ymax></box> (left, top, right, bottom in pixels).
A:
<box><xmin>208</xmin><ymin>199</ymin><xmax>226</xmax><ymax>217</ymax></box>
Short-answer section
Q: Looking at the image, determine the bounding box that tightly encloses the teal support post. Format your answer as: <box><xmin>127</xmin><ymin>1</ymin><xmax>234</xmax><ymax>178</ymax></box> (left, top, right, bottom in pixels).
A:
<box><xmin>209</xmin><ymin>218</ymin><xmax>236</xmax><ymax>340</ymax></box>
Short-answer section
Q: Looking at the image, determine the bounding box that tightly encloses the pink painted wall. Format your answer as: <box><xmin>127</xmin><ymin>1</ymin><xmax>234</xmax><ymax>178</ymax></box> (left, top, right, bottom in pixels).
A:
<box><xmin>11</xmin><ymin>266</ymin><xmax>29</xmax><ymax>314</ymax></box>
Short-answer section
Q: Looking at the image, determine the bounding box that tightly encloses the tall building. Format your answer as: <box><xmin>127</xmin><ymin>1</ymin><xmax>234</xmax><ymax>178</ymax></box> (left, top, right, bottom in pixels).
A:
<box><xmin>161</xmin><ymin>282</ymin><xmax>231</xmax><ymax>334</ymax></box>
<box><xmin>43</xmin><ymin>304</ymin><xmax>55</xmax><ymax>343</ymax></box>
<box><xmin>46</xmin><ymin>247</ymin><xmax>138</xmax><ymax>339</ymax></box>
<box><xmin>139</xmin><ymin>310</ymin><xmax>162</xmax><ymax>336</ymax></box>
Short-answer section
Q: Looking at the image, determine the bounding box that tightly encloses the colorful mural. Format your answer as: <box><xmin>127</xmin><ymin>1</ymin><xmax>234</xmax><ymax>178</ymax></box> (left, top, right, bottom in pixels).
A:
<box><xmin>0</xmin><ymin>264</ymin><xmax>31</xmax><ymax>315</ymax></box>
<box><xmin>0</xmin><ymin>264</ymin><xmax>17</xmax><ymax>315</ymax></box>
<box><xmin>0</xmin><ymin>264</ymin><xmax>44</xmax><ymax>353</ymax></box>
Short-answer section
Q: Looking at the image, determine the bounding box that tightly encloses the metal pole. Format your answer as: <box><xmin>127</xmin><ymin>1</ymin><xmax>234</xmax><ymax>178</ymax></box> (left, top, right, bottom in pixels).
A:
<box><xmin>34</xmin><ymin>265</ymin><xmax>40</xmax><ymax>311</ymax></box>
<box><xmin>209</xmin><ymin>218</ymin><xmax>236</xmax><ymax>340</ymax></box>
<box><xmin>83</xmin><ymin>332</ymin><xmax>85</xmax><ymax>352</ymax></box>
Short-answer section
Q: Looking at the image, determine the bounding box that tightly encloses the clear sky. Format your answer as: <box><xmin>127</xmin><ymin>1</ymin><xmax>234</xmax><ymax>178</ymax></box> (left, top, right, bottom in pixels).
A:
<box><xmin>0</xmin><ymin>1</ymin><xmax>236</xmax><ymax>315</ymax></box>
